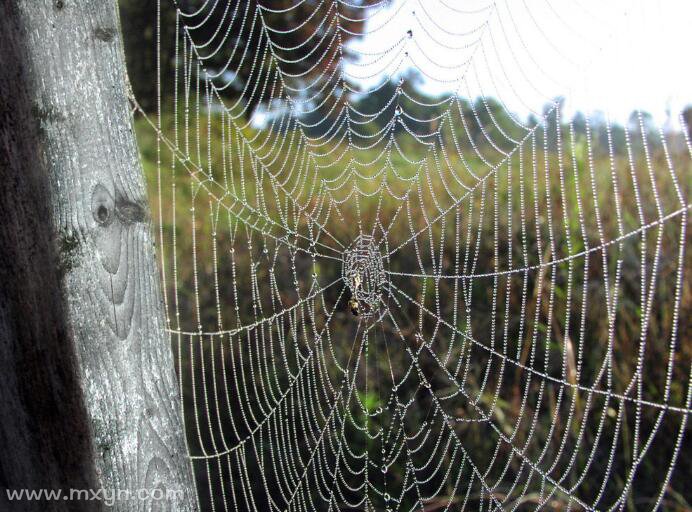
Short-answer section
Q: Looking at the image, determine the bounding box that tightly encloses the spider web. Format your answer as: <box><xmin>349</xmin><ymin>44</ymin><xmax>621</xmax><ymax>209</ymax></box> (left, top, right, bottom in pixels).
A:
<box><xmin>132</xmin><ymin>0</ymin><xmax>690</xmax><ymax>510</ymax></box>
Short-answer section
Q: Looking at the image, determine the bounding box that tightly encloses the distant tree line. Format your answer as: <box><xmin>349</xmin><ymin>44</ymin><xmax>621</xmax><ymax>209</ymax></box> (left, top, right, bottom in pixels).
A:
<box><xmin>119</xmin><ymin>0</ymin><xmax>385</xmax><ymax>113</ymax></box>
<box><xmin>119</xmin><ymin>1</ymin><xmax>692</xmax><ymax>149</ymax></box>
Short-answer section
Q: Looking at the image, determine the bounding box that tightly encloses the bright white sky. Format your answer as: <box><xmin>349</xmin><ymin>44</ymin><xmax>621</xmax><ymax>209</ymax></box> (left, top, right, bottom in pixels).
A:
<box><xmin>345</xmin><ymin>0</ymin><xmax>692</xmax><ymax>127</ymax></box>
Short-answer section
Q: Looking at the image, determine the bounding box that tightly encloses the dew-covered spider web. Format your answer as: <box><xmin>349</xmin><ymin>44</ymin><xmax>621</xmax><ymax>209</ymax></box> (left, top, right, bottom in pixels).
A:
<box><xmin>132</xmin><ymin>0</ymin><xmax>691</xmax><ymax>510</ymax></box>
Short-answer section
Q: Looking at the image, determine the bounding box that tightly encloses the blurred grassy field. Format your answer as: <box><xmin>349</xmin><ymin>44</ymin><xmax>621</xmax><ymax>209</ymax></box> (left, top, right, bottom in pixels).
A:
<box><xmin>134</xmin><ymin>109</ymin><xmax>691</xmax><ymax>510</ymax></box>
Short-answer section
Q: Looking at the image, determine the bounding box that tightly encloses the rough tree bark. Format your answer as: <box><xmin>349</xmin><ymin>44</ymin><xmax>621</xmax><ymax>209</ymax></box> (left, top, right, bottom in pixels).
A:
<box><xmin>0</xmin><ymin>1</ymin><xmax>197</xmax><ymax>510</ymax></box>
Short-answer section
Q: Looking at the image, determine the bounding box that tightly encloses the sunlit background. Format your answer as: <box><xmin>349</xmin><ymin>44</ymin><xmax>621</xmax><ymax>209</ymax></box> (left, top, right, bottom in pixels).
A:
<box><xmin>344</xmin><ymin>0</ymin><xmax>692</xmax><ymax>126</ymax></box>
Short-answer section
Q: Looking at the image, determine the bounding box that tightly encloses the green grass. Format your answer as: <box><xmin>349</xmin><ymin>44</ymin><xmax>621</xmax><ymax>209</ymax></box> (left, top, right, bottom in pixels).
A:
<box><xmin>135</xmin><ymin>110</ymin><xmax>690</xmax><ymax>511</ymax></box>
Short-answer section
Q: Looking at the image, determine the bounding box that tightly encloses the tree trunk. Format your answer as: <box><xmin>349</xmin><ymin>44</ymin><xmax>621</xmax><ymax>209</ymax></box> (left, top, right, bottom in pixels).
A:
<box><xmin>0</xmin><ymin>1</ymin><xmax>196</xmax><ymax>510</ymax></box>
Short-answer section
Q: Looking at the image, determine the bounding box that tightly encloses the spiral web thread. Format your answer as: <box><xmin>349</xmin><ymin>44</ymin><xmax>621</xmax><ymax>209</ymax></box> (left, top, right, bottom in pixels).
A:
<box><xmin>135</xmin><ymin>1</ymin><xmax>690</xmax><ymax>510</ymax></box>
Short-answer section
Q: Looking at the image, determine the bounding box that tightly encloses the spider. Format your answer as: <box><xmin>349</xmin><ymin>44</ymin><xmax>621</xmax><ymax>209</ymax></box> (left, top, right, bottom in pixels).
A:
<box><xmin>348</xmin><ymin>297</ymin><xmax>360</xmax><ymax>316</ymax></box>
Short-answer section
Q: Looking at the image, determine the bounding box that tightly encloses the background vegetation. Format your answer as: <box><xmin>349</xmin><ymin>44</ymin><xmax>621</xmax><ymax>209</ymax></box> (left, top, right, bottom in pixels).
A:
<box><xmin>121</xmin><ymin>2</ymin><xmax>691</xmax><ymax>510</ymax></box>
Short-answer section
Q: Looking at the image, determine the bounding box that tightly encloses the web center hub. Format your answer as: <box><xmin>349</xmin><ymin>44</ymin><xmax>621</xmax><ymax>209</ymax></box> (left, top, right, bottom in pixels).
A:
<box><xmin>342</xmin><ymin>235</ymin><xmax>388</xmax><ymax>318</ymax></box>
